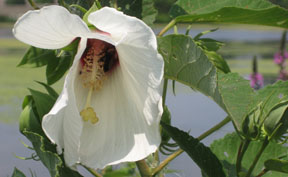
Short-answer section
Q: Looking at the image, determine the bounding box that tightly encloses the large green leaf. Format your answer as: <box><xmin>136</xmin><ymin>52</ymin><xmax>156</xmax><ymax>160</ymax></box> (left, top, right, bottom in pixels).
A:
<box><xmin>170</xmin><ymin>0</ymin><xmax>273</xmax><ymax>18</ymax></box>
<box><xmin>158</xmin><ymin>34</ymin><xmax>226</xmax><ymax>110</ymax></box>
<box><xmin>218</xmin><ymin>73</ymin><xmax>255</xmax><ymax>133</ymax></box>
<box><xmin>210</xmin><ymin>133</ymin><xmax>288</xmax><ymax>177</ymax></box>
<box><xmin>11</xmin><ymin>168</ymin><xmax>26</xmax><ymax>177</ymax></box>
<box><xmin>23</xmin><ymin>131</ymin><xmax>83</xmax><ymax>177</ymax></box>
<box><xmin>161</xmin><ymin>122</ymin><xmax>226</xmax><ymax>177</ymax></box>
<box><xmin>169</xmin><ymin>0</ymin><xmax>288</xmax><ymax>29</ymax></box>
<box><xmin>265</xmin><ymin>159</ymin><xmax>288</xmax><ymax>173</ymax></box>
<box><xmin>173</xmin><ymin>6</ymin><xmax>288</xmax><ymax>28</ymax></box>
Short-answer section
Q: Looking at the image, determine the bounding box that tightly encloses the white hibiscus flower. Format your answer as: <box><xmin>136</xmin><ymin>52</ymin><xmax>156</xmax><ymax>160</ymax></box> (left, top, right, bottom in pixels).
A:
<box><xmin>13</xmin><ymin>5</ymin><xmax>164</xmax><ymax>169</ymax></box>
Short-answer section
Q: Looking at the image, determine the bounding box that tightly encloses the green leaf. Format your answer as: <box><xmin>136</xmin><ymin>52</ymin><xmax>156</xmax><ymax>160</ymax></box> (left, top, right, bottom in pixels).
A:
<box><xmin>36</xmin><ymin>81</ymin><xmax>59</xmax><ymax>100</ymax></box>
<box><xmin>194</xmin><ymin>28</ymin><xmax>218</xmax><ymax>40</ymax></box>
<box><xmin>11</xmin><ymin>168</ymin><xmax>26</xmax><ymax>177</ymax></box>
<box><xmin>101</xmin><ymin>0</ymin><xmax>157</xmax><ymax>25</ymax></box>
<box><xmin>170</xmin><ymin>0</ymin><xmax>274</xmax><ymax>18</ymax></box>
<box><xmin>158</xmin><ymin>34</ymin><xmax>226</xmax><ymax>110</ymax></box>
<box><xmin>160</xmin><ymin>106</ymin><xmax>172</xmax><ymax>144</ymax></box>
<box><xmin>46</xmin><ymin>51</ymin><xmax>74</xmax><ymax>85</ymax></box>
<box><xmin>265</xmin><ymin>159</ymin><xmax>288</xmax><ymax>173</ymax></box>
<box><xmin>17</xmin><ymin>47</ymin><xmax>53</xmax><ymax>68</ymax></box>
<box><xmin>62</xmin><ymin>0</ymin><xmax>91</xmax><ymax>17</ymax></box>
<box><xmin>83</xmin><ymin>3</ymin><xmax>99</xmax><ymax>27</ymax></box>
<box><xmin>161</xmin><ymin>122</ymin><xmax>226</xmax><ymax>177</ymax></box>
<box><xmin>264</xmin><ymin>103</ymin><xmax>288</xmax><ymax>139</ymax></box>
<box><xmin>23</xmin><ymin>131</ymin><xmax>83</xmax><ymax>177</ymax></box>
<box><xmin>21</xmin><ymin>95</ymin><xmax>33</xmax><ymax>109</ymax></box>
<box><xmin>173</xmin><ymin>6</ymin><xmax>288</xmax><ymax>29</ymax></box>
<box><xmin>205</xmin><ymin>51</ymin><xmax>230</xmax><ymax>73</ymax></box>
<box><xmin>142</xmin><ymin>0</ymin><xmax>158</xmax><ymax>25</ymax></box>
<box><xmin>210</xmin><ymin>133</ymin><xmax>288</xmax><ymax>177</ymax></box>
<box><xmin>29</xmin><ymin>89</ymin><xmax>56</xmax><ymax>119</ymax></box>
<box><xmin>19</xmin><ymin>99</ymin><xmax>43</xmax><ymax>135</ymax></box>
<box><xmin>218</xmin><ymin>73</ymin><xmax>255</xmax><ymax>133</ymax></box>
<box><xmin>195</xmin><ymin>38</ymin><xmax>224</xmax><ymax>52</ymax></box>
<box><xmin>254</xmin><ymin>81</ymin><xmax>288</xmax><ymax>122</ymax></box>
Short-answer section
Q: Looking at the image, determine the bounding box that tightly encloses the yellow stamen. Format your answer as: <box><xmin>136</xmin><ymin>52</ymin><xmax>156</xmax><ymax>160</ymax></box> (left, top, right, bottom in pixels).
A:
<box><xmin>80</xmin><ymin>55</ymin><xmax>100</xmax><ymax>124</ymax></box>
<box><xmin>80</xmin><ymin>107</ymin><xmax>99</xmax><ymax>124</ymax></box>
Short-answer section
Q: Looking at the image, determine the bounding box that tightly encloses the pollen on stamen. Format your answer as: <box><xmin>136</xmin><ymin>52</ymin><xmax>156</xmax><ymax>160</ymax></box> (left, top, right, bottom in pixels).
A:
<box><xmin>80</xmin><ymin>107</ymin><xmax>99</xmax><ymax>124</ymax></box>
<box><xmin>79</xmin><ymin>39</ymin><xmax>119</xmax><ymax>124</ymax></box>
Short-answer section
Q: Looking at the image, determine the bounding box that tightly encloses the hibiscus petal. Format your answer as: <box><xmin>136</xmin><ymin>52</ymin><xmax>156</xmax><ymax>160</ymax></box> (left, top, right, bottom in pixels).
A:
<box><xmin>13</xmin><ymin>5</ymin><xmax>89</xmax><ymax>49</ymax></box>
<box><xmin>88</xmin><ymin>7</ymin><xmax>157</xmax><ymax>48</ymax></box>
<box><xmin>75</xmin><ymin>25</ymin><xmax>164</xmax><ymax>168</ymax></box>
<box><xmin>42</xmin><ymin>39</ymin><xmax>87</xmax><ymax>166</ymax></box>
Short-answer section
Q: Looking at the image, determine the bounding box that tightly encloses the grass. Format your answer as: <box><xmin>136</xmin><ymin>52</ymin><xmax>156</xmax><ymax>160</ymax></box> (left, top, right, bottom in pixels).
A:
<box><xmin>0</xmin><ymin>38</ymin><xmax>63</xmax><ymax>123</ymax></box>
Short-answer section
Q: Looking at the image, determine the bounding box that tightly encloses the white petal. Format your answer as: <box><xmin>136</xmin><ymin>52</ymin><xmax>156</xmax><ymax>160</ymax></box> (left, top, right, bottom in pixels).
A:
<box><xmin>75</xmin><ymin>39</ymin><xmax>164</xmax><ymax>169</ymax></box>
<box><xmin>42</xmin><ymin>39</ymin><xmax>87</xmax><ymax>166</ymax></box>
<box><xmin>13</xmin><ymin>5</ymin><xmax>90</xmax><ymax>49</ymax></box>
<box><xmin>88</xmin><ymin>7</ymin><xmax>157</xmax><ymax>48</ymax></box>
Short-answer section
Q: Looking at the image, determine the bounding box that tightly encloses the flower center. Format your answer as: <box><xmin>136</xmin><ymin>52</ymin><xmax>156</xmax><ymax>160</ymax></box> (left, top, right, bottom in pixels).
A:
<box><xmin>79</xmin><ymin>39</ymin><xmax>119</xmax><ymax>124</ymax></box>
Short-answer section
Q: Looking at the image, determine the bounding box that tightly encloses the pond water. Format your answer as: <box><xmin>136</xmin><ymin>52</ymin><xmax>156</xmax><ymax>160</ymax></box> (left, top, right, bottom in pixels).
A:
<box><xmin>0</xmin><ymin>86</ymin><xmax>230</xmax><ymax>177</ymax></box>
<box><xmin>0</xmin><ymin>25</ymin><xmax>286</xmax><ymax>177</ymax></box>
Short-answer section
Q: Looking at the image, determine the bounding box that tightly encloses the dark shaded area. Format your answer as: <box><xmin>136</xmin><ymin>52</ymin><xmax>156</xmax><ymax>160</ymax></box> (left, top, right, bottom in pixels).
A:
<box><xmin>270</xmin><ymin>0</ymin><xmax>288</xmax><ymax>8</ymax></box>
<box><xmin>154</xmin><ymin>0</ymin><xmax>176</xmax><ymax>22</ymax></box>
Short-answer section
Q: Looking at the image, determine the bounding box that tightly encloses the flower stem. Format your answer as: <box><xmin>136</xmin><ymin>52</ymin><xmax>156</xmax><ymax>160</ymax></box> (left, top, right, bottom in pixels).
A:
<box><xmin>152</xmin><ymin>116</ymin><xmax>231</xmax><ymax>176</ymax></box>
<box><xmin>27</xmin><ymin>0</ymin><xmax>39</xmax><ymax>9</ymax></box>
<box><xmin>83</xmin><ymin>166</ymin><xmax>103</xmax><ymax>177</ymax></box>
<box><xmin>162</xmin><ymin>78</ymin><xmax>168</xmax><ymax>107</ymax></box>
<box><xmin>136</xmin><ymin>159</ymin><xmax>152</xmax><ymax>177</ymax></box>
<box><xmin>236</xmin><ymin>140</ymin><xmax>250</xmax><ymax>177</ymax></box>
<box><xmin>245</xmin><ymin>137</ymin><xmax>269</xmax><ymax>177</ymax></box>
<box><xmin>157</xmin><ymin>19</ymin><xmax>177</xmax><ymax>37</ymax></box>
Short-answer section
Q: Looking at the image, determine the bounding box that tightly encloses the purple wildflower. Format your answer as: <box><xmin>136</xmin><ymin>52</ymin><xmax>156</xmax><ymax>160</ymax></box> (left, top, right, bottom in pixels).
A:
<box><xmin>249</xmin><ymin>73</ymin><xmax>264</xmax><ymax>89</ymax></box>
<box><xmin>274</xmin><ymin>51</ymin><xmax>288</xmax><ymax>65</ymax></box>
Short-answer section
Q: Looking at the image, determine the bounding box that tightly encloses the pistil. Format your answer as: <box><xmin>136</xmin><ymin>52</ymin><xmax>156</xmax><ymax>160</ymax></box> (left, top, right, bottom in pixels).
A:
<box><xmin>80</xmin><ymin>53</ymin><xmax>100</xmax><ymax>124</ymax></box>
<box><xmin>79</xmin><ymin>39</ymin><xmax>119</xmax><ymax>124</ymax></box>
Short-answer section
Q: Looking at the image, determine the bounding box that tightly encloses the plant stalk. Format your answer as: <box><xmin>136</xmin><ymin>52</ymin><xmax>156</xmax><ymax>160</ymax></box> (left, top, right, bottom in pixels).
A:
<box><xmin>162</xmin><ymin>78</ymin><xmax>168</xmax><ymax>107</ymax></box>
<box><xmin>255</xmin><ymin>168</ymin><xmax>269</xmax><ymax>177</ymax></box>
<box><xmin>236</xmin><ymin>140</ymin><xmax>250</xmax><ymax>177</ymax></box>
<box><xmin>136</xmin><ymin>159</ymin><xmax>152</xmax><ymax>177</ymax></box>
<box><xmin>245</xmin><ymin>137</ymin><xmax>269</xmax><ymax>177</ymax></box>
<box><xmin>84</xmin><ymin>166</ymin><xmax>103</xmax><ymax>177</ymax></box>
<box><xmin>152</xmin><ymin>116</ymin><xmax>231</xmax><ymax>176</ymax></box>
<box><xmin>158</xmin><ymin>19</ymin><xmax>177</xmax><ymax>37</ymax></box>
<box><xmin>27</xmin><ymin>0</ymin><xmax>39</xmax><ymax>9</ymax></box>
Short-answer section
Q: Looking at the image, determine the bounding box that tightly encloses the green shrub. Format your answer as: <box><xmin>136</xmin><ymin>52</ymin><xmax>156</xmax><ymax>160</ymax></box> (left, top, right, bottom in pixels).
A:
<box><xmin>5</xmin><ymin>0</ymin><xmax>26</xmax><ymax>5</ymax></box>
<box><xmin>34</xmin><ymin>0</ymin><xmax>54</xmax><ymax>3</ymax></box>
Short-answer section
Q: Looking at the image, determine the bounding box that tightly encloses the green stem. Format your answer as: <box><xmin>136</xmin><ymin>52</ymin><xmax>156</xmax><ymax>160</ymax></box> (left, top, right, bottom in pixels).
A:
<box><xmin>152</xmin><ymin>116</ymin><xmax>231</xmax><ymax>176</ymax></box>
<box><xmin>27</xmin><ymin>0</ymin><xmax>39</xmax><ymax>9</ymax></box>
<box><xmin>84</xmin><ymin>166</ymin><xmax>103</xmax><ymax>177</ymax></box>
<box><xmin>236</xmin><ymin>140</ymin><xmax>250</xmax><ymax>177</ymax></box>
<box><xmin>245</xmin><ymin>137</ymin><xmax>269</xmax><ymax>177</ymax></box>
<box><xmin>158</xmin><ymin>19</ymin><xmax>177</xmax><ymax>37</ymax></box>
<box><xmin>136</xmin><ymin>159</ymin><xmax>152</xmax><ymax>177</ymax></box>
<box><xmin>197</xmin><ymin>116</ymin><xmax>231</xmax><ymax>141</ymax></box>
<box><xmin>162</xmin><ymin>78</ymin><xmax>168</xmax><ymax>107</ymax></box>
<box><xmin>58</xmin><ymin>0</ymin><xmax>69</xmax><ymax>9</ymax></box>
<box><xmin>255</xmin><ymin>168</ymin><xmax>269</xmax><ymax>177</ymax></box>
